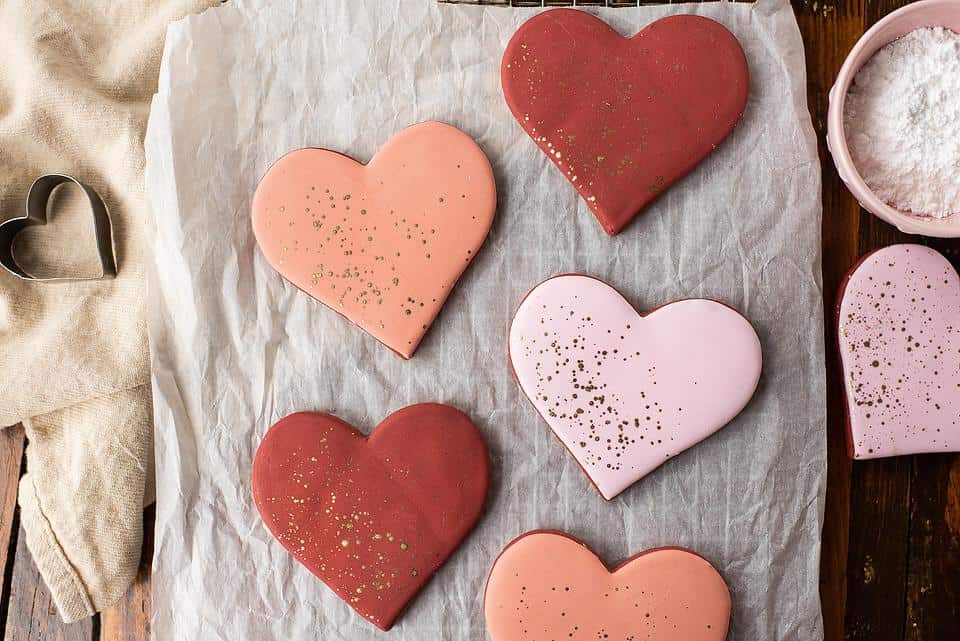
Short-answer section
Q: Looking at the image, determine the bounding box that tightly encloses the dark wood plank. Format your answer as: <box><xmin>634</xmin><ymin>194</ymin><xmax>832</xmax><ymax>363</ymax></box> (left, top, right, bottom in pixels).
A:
<box><xmin>3</xmin><ymin>523</ymin><xmax>94</xmax><ymax>641</ymax></box>
<box><xmin>843</xmin><ymin>457</ymin><xmax>912</xmax><ymax>641</ymax></box>
<box><xmin>791</xmin><ymin>2</ymin><xmax>865</xmax><ymax>640</ymax></box>
<box><xmin>99</xmin><ymin>508</ymin><xmax>154</xmax><ymax>641</ymax></box>
<box><xmin>905</xmin><ymin>455</ymin><xmax>960</xmax><ymax>640</ymax></box>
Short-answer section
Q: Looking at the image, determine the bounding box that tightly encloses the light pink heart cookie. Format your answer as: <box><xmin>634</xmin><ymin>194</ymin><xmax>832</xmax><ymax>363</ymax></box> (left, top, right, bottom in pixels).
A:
<box><xmin>484</xmin><ymin>531</ymin><xmax>731</xmax><ymax>641</ymax></box>
<box><xmin>837</xmin><ymin>244</ymin><xmax>960</xmax><ymax>459</ymax></box>
<box><xmin>252</xmin><ymin>122</ymin><xmax>496</xmax><ymax>359</ymax></box>
<box><xmin>509</xmin><ymin>275</ymin><xmax>762</xmax><ymax>499</ymax></box>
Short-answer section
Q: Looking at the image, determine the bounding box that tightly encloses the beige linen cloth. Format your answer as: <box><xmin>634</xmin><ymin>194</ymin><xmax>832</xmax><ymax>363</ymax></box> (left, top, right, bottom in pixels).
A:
<box><xmin>0</xmin><ymin>0</ymin><xmax>215</xmax><ymax>622</ymax></box>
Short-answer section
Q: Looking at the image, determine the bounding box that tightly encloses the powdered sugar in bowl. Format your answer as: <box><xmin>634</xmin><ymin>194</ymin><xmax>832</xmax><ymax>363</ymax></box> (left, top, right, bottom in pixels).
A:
<box><xmin>827</xmin><ymin>0</ymin><xmax>960</xmax><ymax>237</ymax></box>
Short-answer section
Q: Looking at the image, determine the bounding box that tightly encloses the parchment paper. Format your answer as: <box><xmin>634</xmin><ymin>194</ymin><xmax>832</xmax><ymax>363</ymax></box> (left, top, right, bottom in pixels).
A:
<box><xmin>144</xmin><ymin>1</ymin><xmax>826</xmax><ymax>640</ymax></box>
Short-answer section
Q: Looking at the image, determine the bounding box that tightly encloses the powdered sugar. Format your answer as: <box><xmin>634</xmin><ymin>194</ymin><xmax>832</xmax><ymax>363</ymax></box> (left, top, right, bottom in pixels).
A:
<box><xmin>844</xmin><ymin>27</ymin><xmax>960</xmax><ymax>218</ymax></box>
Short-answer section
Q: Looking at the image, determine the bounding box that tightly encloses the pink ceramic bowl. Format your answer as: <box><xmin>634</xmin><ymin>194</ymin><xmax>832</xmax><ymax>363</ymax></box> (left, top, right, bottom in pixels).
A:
<box><xmin>827</xmin><ymin>0</ymin><xmax>960</xmax><ymax>237</ymax></box>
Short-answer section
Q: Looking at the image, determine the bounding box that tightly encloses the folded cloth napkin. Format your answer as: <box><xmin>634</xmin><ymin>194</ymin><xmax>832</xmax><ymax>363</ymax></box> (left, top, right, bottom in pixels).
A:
<box><xmin>0</xmin><ymin>0</ymin><xmax>215</xmax><ymax>622</ymax></box>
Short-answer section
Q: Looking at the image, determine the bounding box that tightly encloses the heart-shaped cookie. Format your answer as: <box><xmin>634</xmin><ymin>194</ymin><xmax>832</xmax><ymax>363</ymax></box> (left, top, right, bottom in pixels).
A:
<box><xmin>837</xmin><ymin>244</ymin><xmax>960</xmax><ymax>459</ymax></box>
<box><xmin>509</xmin><ymin>275</ymin><xmax>762</xmax><ymax>499</ymax></box>
<box><xmin>501</xmin><ymin>10</ymin><xmax>749</xmax><ymax>235</ymax></box>
<box><xmin>252</xmin><ymin>404</ymin><xmax>489</xmax><ymax>630</ymax></box>
<box><xmin>484</xmin><ymin>531</ymin><xmax>731</xmax><ymax>641</ymax></box>
<box><xmin>252</xmin><ymin>122</ymin><xmax>496</xmax><ymax>358</ymax></box>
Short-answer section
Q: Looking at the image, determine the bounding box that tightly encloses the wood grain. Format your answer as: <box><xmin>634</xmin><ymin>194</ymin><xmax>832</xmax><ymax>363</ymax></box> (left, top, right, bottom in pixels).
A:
<box><xmin>790</xmin><ymin>2</ymin><xmax>864</xmax><ymax>640</ymax></box>
<box><xmin>906</xmin><ymin>456</ymin><xmax>960</xmax><ymax>640</ymax></box>
<box><xmin>3</xmin><ymin>524</ymin><xmax>94</xmax><ymax>641</ymax></box>
<box><xmin>99</xmin><ymin>509</ymin><xmax>154</xmax><ymax>641</ymax></box>
<box><xmin>0</xmin><ymin>426</ymin><xmax>25</xmax><ymax>634</ymax></box>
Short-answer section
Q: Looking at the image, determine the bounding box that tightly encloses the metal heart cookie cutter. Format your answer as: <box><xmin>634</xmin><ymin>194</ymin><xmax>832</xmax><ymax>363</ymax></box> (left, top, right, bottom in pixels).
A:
<box><xmin>0</xmin><ymin>174</ymin><xmax>117</xmax><ymax>282</ymax></box>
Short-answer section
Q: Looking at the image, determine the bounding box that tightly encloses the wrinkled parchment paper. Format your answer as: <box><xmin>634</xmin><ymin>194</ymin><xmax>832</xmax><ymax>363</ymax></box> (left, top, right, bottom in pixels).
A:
<box><xmin>144</xmin><ymin>0</ymin><xmax>825</xmax><ymax>639</ymax></box>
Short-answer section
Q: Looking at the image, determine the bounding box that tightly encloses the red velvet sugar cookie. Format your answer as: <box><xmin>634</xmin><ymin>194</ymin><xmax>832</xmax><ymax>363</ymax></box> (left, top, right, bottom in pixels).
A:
<box><xmin>252</xmin><ymin>122</ymin><xmax>496</xmax><ymax>358</ymax></box>
<box><xmin>501</xmin><ymin>10</ymin><xmax>749</xmax><ymax>235</ymax></box>
<box><xmin>252</xmin><ymin>404</ymin><xmax>490</xmax><ymax>630</ymax></box>
<box><xmin>485</xmin><ymin>531</ymin><xmax>731</xmax><ymax>641</ymax></box>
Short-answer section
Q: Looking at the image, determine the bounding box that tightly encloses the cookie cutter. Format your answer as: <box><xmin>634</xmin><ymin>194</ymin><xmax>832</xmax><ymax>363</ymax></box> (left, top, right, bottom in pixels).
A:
<box><xmin>0</xmin><ymin>174</ymin><xmax>117</xmax><ymax>282</ymax></box>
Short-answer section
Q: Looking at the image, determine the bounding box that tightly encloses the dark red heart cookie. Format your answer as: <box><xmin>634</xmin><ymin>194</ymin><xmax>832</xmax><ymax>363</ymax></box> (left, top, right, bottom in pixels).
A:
<box><xmin>501</xmin><ymin>9</ymin><xmax>749</xmax><ymax>235</ymax></box>
<box><xmin>252</xmin><ymin>404</ymin><xmax>490</xmax><ymax>630</ymax></box>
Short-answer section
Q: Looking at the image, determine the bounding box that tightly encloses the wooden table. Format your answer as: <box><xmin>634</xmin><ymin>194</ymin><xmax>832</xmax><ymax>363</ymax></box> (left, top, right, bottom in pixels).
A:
<box><xmin>0</xmin><ymin>1</ymin><xmax>957</xmax><ymax>639</ymax></box>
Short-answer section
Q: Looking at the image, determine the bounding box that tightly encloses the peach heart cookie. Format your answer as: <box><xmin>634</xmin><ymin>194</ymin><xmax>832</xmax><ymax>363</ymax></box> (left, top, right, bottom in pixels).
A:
<box><xmin>509</xmin><ymin>275</ymin><xmax>762</xmax><ymax>499</ymax></box>
<box><xmin>837</xmin><ymin>244</ymin><xmax>960</xmax><ymax>459</ymax></box>
<box><xmin>252</xmin><ymin>122</ymin><xmax>496</xmax><ymax>358</ymax></box>
<box><xmin>252</xmin><ymin>404</ymin><xmax>490</xmax><ymax>630</ymax></box>
<box><xmin>501</xmin><ymin>10</ymin><xmax>749</xmax><ymax>235</ymax></box>
<box><xmin>484</xmin><ymin>531</ymin><xmax>731</xmax><ymax>641</ymax></box>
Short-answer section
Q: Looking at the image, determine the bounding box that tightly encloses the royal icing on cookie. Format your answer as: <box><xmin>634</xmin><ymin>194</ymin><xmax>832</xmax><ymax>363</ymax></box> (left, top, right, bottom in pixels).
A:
<box><xmin>501</xmin><ymin>10</ymin><xmax>749</xmax><ymax>235</ymax></box>
<box><xmin>837</xmin><ymin>244</ymin><xmax>960</xmax><ymax>459</ymax></box>
<box><xmin>252</xmin><ymin>122</ymin><xmax>496</xmax><ymax>358</ymax></box>
<box><xmin>509</xmin><ymin>275</ymin><xmax>762</xmax><ymax>499</ymax></box>
<box><xmin>484</xmin><ymin>531</ymin><xmax>730</xmax><ymax>641</ymax></box>
<box><xmin>252</xmin><ymin>404</ymin><xmax>490</xmax><ymax>630</ymax></box>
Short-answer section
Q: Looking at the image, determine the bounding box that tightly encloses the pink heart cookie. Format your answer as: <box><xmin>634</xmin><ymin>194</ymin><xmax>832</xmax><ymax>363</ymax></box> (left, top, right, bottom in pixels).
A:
<box><xmin>484</xmin><ymin>531</ymin><xmax>731</xmax><ymax>641</ymax></box>
<box><xmin>837</xmin><ymin>244</ymin><xmax>960</xmax><ymax>459</ymax></box>
<box><xmin>509</xmin><ymin>274</ymin><xmax>762</xmax><ymax>499</ymax></box>
<box><xmin>252</xmin><ymin>122</ymin><xmax>496</xmax><ymax>359</ymax></box>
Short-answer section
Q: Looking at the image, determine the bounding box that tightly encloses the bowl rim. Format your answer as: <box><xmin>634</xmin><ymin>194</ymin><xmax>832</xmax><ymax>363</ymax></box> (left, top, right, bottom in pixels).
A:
<box><xmin>827</xmin><ymin>0</ymin><xmax>960</xmax><ymax>237</ymax></box>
